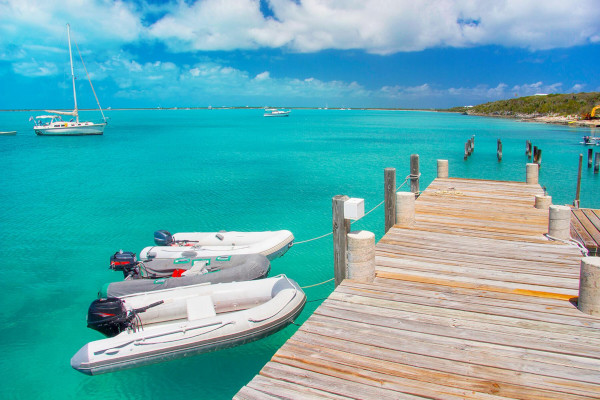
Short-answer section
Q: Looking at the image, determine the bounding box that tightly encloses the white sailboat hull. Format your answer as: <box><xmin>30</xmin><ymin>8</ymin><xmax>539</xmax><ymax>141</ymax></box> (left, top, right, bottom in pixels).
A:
<box><xmin>34</xmin><ymin>121</ymin><xmax>106</xmax><ymax>136</ymax></box>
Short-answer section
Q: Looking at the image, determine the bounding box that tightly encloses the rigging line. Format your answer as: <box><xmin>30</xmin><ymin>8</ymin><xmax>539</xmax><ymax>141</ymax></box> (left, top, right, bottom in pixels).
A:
<box><xmin>72</xmin><ymin>37</ymin><xmax>106</xmax><ymax>121</ymax></box>
<box><xmin>301</xmin><ymin>278</ymin><xmax>334</xmax><ymax>288</ymax></box>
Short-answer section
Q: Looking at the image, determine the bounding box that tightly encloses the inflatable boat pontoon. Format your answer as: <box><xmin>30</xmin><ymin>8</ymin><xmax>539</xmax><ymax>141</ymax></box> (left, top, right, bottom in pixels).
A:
<box><xmin>139</xmin><ymin>230</ymin><xmax>294</xmax><ymax>261</ymax></box>
<box><xmin>104</xmin><ymin>253</ymin><xmax>271</xmax><ymax>297</ymax></box>
<box><xmin>71</xmin><ymin>275</ymin><xmax>305</xmax><ymax>375</ymax></box>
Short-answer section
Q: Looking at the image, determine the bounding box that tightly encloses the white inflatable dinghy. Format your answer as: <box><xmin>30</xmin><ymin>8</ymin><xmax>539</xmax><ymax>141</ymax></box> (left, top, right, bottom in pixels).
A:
<box><xmin>140</xmin><ymin>230</ymin><xmax>294</xmax><ymax>261</ymax></box>
<box><xmin>71</xmin><ymin>275</ymin><xmax>305</xmax><ymax>375</ymax></box>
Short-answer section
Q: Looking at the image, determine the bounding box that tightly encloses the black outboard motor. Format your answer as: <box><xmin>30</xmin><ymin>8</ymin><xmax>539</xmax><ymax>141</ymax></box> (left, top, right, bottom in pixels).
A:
<box><xmin>154</xmin><ymin>230</ymin><xmax>174</xmax><ymax>246</ymax></box>
<box><xmin>87</xmin><ymin>298</ymin><xmax>131</xmax><ymax>337</ymax></box>
<box><xmin>110</xmin><ymin>250</ymin><xmax>138</xmax><ymax>278</ymax></box>
<box><xmin>87</xmin><ymin>298</ymin><xmax>165</xmax><ymax>337</ymax></box>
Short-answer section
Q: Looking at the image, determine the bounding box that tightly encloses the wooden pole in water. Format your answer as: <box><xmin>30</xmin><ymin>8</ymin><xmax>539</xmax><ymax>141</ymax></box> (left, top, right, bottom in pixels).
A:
<box><xmin>332</xmin><ymin>195</ymin><xmax>350</xmax><ymax>287</ymax></box>
<box><xmin>384</xmin><ymin>168</ymin><xmax>396</xmax><ymax>233</ymax></box>
<box><xmin>471</xmin><ymin>135</ymin><xmax>475</xmax><ymax>153</ymax></box>
<box><xmin>588</xmin><ymin>148</ymin><xmax>594</xmax><ymax>168</ymax></box>
<box><xmin>464</xmin><ymin>142</ymin><xmax>469</xmax><ymax>160</ymax></box>
<box><xmin>574</xmin><ymin>154</ymin><xmax>583</xmax><ymax>208</ymax></box>
<box><xmin>497</xmin><ymin>139</ymin><xmax>503</xmax><ymax>161</ymax></box>
<box><xmin>533</xmin><ymin>146</ymin><xmax>538</xmax><ymax>163</ymax></box>
<box><xmin>410</xmin><ymin>154</ymin><xmax>420</xmax><ymax>195</ymax></box>
<box><xmin>595</xmin><ymin>153</ymin><xmax>600</xmax><ymax>174</ymax></box>
<box><xmin>526</xmin><ymin>140</ymin><xmax>531</xmax><ymax>158</ymax></box>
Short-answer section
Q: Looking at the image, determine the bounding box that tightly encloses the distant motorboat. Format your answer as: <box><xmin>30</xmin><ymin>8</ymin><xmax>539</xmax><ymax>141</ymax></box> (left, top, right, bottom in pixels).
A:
<box><xmin>31</xmin><ymin>24</ymin><xmax>107</xmax><ymax>136</ymax></box>
<box><xmin>0</xmin><ymin>131</ymin><xmax>16</xmax><ymax>135</ymax></box>
<box><xmin>264</xmin><ymin>108</ymin><xmax>290</xmax><ymax>117</ymax></box>
<box><xmin>140</xmin><ymin>230</ymin><xmax>294</xmax><ymax>261</ymax></box>
<box><xmin>71</xmin><ymin>275</ymin><xmax>306</xmax><ymax>375</ymax></box>
<box><xmin>581</xmin><ymin>135</ymin><xmax>600</xmax><ymax>145</ymax></box>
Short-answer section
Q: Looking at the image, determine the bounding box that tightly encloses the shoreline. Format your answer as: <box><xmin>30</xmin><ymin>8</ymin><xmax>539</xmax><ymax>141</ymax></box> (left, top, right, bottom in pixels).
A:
<box><xmin>465</xmin><ymin>112</ymin><xmax>600</xmax><ymax>128</ymax></box>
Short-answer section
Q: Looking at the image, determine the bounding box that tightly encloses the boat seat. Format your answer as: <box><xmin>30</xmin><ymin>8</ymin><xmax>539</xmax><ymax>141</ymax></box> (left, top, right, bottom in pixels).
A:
<box><xmin>187</xmin><ymin>296</ymin><xmax>216</xmax><ymax>321</ymax></box>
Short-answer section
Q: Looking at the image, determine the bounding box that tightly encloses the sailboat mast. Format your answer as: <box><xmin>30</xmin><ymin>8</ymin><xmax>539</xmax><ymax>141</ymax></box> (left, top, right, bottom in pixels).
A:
<box><xmin>67</xmin><ymin>24</ymin><xmax>79</xmax><ymax>123</ymax></box>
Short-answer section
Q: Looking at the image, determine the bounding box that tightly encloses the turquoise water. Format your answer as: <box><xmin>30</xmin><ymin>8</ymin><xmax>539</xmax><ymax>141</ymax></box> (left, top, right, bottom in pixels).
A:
<box><xmin>0</xmin><ymin>109</ymin><xmax>598</xmax><ymax>399</ymax></box>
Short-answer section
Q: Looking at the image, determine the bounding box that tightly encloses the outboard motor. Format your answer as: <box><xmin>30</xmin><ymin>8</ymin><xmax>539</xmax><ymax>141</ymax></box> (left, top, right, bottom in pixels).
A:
<box><xmin>110</xmin><ymin>250</ymin><xmax>138</xmax><ymax>278</ymax></box>
<box><xmin>154</xmin><ymin>230</ymin><xmax>174</xmax><ymax>246</ymax></box>
<box><xmin>87</xmin><ymin>297</ymin><xmax>165</xmax><ymax>337</ymax></box>
<box><xmin>87</xmin><ymin>298</ymin><xmax>130</xmax><ymax>337</ymax></box>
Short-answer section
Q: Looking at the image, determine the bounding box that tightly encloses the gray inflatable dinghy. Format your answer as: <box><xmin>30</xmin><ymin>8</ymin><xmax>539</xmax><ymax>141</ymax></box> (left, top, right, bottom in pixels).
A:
<box><xmin>102</xmin><ymin>254</ymin><xmax>270</xmax><ymax>298</ymax></box>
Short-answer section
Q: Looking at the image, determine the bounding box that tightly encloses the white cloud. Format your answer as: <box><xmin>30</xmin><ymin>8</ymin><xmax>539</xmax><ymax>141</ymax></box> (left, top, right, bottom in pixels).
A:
<box><xmin>145</xmin><ymin>0</ymin><xmax>600</xmax><ymax>54</ymax></box>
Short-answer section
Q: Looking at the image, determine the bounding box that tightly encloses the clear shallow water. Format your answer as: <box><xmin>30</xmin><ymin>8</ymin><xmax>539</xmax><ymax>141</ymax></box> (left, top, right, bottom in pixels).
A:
<box><xmin>0</xmin><ymin>109</ymin><xmax>598</xmax><ymax>399</ymax></box>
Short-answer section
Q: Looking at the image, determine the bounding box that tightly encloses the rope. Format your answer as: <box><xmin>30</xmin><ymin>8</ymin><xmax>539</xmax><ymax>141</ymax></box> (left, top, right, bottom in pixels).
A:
<box><xmin>295</xmin><ymin>176</ymin><xmax>412</xmax><ymax>245</ymax></box>
<box><xmin>544</xmin><ymin>234</ymin><xmax>589</xmax><ymax>256</ymax></box>
<box><xmin>301</xmin><ymin>278</ymin><xmax>334</xmax><ymax>288</ymax></box>
<box><xmin>72</xmin><ymin>37</ymin><xmax>106</xmax><ymax>122</ymax></box>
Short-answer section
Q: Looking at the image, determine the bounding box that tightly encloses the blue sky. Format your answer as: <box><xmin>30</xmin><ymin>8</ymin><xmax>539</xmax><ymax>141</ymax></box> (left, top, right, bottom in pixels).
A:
<box><xmin>1</xmin><ymin>0</ymin><xmax>599</xmax><ymax>109</ymax></box>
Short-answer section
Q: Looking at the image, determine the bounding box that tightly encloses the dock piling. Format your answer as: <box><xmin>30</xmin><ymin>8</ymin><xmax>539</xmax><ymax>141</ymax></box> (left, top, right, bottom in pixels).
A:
<box><xmin>526</xmin><ymin>140</ymin><xmax>532</xmax><ymax>158</ymax></box>
<box><xmin>578</xmin><ymin>257</ymin><xmax>600</xmax><ymax>316</ymax></box>
<box><xmin>346</xmin><ymin>230</ymin><xmax>375</xmax><ymax>283</ymax></box>
<box><xmin>595</xmin><ymin>153</ymin><xmax>600</xmax><ymax>173</ymax></box>
<box><xmin>332</xmin><ymin>195</ymin><xmax>350</xmax><ymax>287</ymax></box>
<box><xmin>497</xmin><ymin>139</ymin><xmax>502</xmax><ymax>161</ymax></box>
<box><xmin>384</xmin><ymin>168</ymin><xmax>396</xmax><ymax>233</ymax></box>
<box><xmin>526</xmin><ymin>163</ymin><xmax>539</xmax><ymax>184</ymax></box>
<box><xmin>437</xmin><ymin>159</ymin><xmax>449</xmax><ymax>178</ymax></box>
<box><xmin>396</xmin><ymin>192</ymin><xmax>415</xmax><ymax>226</ymax></box>
<box><xmin>588</xmin><ymin>148</ymin><xmax>593</xmax><ymax>168</ymax></box>
<box><xmin>574</xmin><ymin>154</ymin><xmax>582</xmax><ymax>208</ymax></box>
<box><xmin>410</xmin><ymin>154</ymin><xmax>420</xmax><ymax>195</ymax></box>
<box><xmin>547</xmin><ymin>205</ymin><xmax>571</xmax><ymax>240</ymax></box>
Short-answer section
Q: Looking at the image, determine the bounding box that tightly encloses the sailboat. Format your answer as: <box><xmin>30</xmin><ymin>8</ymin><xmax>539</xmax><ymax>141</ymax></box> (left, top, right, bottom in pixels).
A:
<box><xmin>32</xmin><ymin>24</ymin><xmax>107</xmax><ymax>136</ymax></box>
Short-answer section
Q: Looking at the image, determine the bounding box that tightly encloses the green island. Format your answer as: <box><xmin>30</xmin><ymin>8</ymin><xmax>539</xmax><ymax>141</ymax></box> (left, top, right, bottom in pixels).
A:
<box><xmin>445</xmin><ymin>92</ymin><xmax>600</xmax><ymax>127</ymax></box>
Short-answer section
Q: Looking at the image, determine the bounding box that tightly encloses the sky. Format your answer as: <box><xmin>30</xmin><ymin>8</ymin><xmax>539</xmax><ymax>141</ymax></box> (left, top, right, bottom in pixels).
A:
<box><xmin>1</xmin><ymin>0</ymin><xmax>599</xmax><ymax>109</ymax></box>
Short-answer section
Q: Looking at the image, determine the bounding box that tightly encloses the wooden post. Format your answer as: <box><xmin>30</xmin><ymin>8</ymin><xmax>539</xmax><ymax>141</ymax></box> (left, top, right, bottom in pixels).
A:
<box><xmin>574</xmin><ymin>154</ymin><xmax>582</xmax><ymax>208</ymax></box>
<box><xmin>410</xmin><ymin>154</ymin><xmax>419</xmax><ymax>195</ymax></box>
<box><xmin>536</xmin><ymin>149</ymin><xmax>542</xmax><ymax>167</ymax></box>
<box><xmin>533</xmin><ymin>146</ymin><xmax>538</xmax><ymax>162</ymax></box>
<box><xmin>526</xmin><ymin>140</ymin><xmax>531</xmax><ymax>158</ymax></box>
<box><xmin>384</xmin><ymin>168</ymin><xmax>396</xmax><ymax>233</ymax></box>
<box><xmin>526</xmin><ymin>163</ymin><xmax>539</xmax><ymax>184</ymax></box>
<box><xmin>346</xmin><ymin>230</ymin><xmax>375</xmax><ymax>283</ymax></box>
<box><xmin>464</xmin><ymin>142</ymin><xmax>469</xmax><ymax>160</ymax></box>
<box><xmin>547</xmin><ymin>205</ymin><xmax>571</xmax><ymax>240</ymax></box>
<box><xmin>497</xmin><ymin>139</ymin><xmax>502</xmax><ymax>162</ymax></box>
<box><xmin>595</xmin><ymin>153</ymin><xmax>600</xmax><ymax>173</ymax></box>
<box><xmin>578</xmin><ymin>257</ymin><xmax>600</xmax><ymax>316</ymax></box>
<box><xmin>332</xmin><ymin>195</ymin><xmax>350</xmax><ymax>287</ymax></box>
<box><xmin>396</xmin><ymin>192</ymin><xmax>415</xmax><ymax>226</ymax></box>
<box><xmin>588</xmin><ymin>148</ymin><xmax>593</xmax><ymax>168</ymax></box>
<box><xmin>437</xmin><ymin>159</ymin><xmax>449</xmax><ymax>178</ymax></box>
<box><xmin>471</xmin><ymin>135</ymin><xmax>475</xmax><ymax>153</ymax></box>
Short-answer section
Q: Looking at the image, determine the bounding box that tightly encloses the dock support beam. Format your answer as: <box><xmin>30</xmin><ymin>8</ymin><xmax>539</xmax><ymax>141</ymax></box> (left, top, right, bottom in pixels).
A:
<box><xmin>526</xmin><ymin>163</ymin><xmax>539</xmax><ymax>184</ymax></box>
<box><xmin>595</xmin><ymin>153</ymin><xmax>600</xmax><ymax>174</ymax></box>
<box><xmin>396</xmin><ymin>192</ymin><xmax>415</xmax><ymax>227</ymax></box>
<box><xmin>333</xmin><ymin>195</ymin><xmax>350</xmax><ymax>287</ymax></box>
<box><xmin>578</xmin><ymin>257</ymin><xmax>600</xmax><ymax>316</ymax></box>
<box><xmin>410</xmin><ymin>154</ymin><xmax>420</xmax><ymax>195</ymax></box>
<box><xmin>347</xmin><ymin>230</ymin><xmax>375</xmax><ymax>283</ymax></box>
<box><xmin>437</xmin><ymin>159</ymin><xmax>449</xmax><ymax>178</ymax></box>
<box><xmin>384</xmin><ymin>168</ymin><xmax>396</xmax><ymax>233</ymax></box>
<box><xmin>547</xmin><ymin>205</ymin><xmax>571</xmax><ymax>240</ymax></box>
<box><xmin>588</xmin><ymin>148</ymin><xmax>593</xmax><ymax>168</ymax></box>
<box><xmin>497</xmin><ymin>139</ymin><xmax>502</xmax><ymax>162</ymax></box>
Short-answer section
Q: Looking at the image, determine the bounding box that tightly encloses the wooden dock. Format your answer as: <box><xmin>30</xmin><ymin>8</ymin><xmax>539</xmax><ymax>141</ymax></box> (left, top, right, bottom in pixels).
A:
<box><xmin>571</xmin><ymin>208</ymin><xmax>600</xmax><ymax>256</ymax></box>
<box><xmin>235</xmin><ymin>178</ymin><xmax>600</xmax><ymax>399</ymax></box>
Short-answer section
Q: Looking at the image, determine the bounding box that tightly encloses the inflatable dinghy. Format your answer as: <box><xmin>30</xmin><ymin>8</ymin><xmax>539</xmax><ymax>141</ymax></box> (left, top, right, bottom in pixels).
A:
<box><xmin>103</xmin><ymin>253</ymin><xmax>271</xmax><ymax>297</ymax></box>
<box><xmin>139</xmin><ymin>230</ymin><xmax>294</xmax><ymax>261</ymax></box>
<box><xmin>71</xmin><ymin>275</ymin><xmax>305</xmax><ymax>375</ymax></box>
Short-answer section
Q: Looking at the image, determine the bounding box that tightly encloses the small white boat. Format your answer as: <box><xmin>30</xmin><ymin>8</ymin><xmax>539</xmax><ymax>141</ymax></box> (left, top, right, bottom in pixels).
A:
<box><xmin>32</xmin><ymin>24</ymin><xmax>107</xmax><ymax>136</ymax></box>
<box><xmin>581</xmin><ymin>136</ymin><xmax>600</xmax><ymax>145</ymax></box>
<box><xmin>264</xmin><ymin>108</ymin><xmax>290</xmax><ymax>117</ymax></box>
<box><xmin>140</xmin><ymin>230</ymin><xmax>294</xmax><ymax>261</ymax></box>
<box><xmin>0</xmin><ymin>131</ymin><xmax>16</xmax><ymax>135</ymax></box>
<box><xmin>71</xmin><ymin>275</ymin><xmax>306</xmax><ymax>375</ymax></box>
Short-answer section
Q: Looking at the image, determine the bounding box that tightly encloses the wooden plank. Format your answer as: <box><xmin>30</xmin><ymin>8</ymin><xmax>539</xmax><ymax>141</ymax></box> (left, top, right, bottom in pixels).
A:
<box><xmin>573</xmin><ymin>210</ymin><xmax>600</xmax><ymax>247</ymax></box>
<box><xmin>245</xmin><ymin>375</ymin><xmax>351</xmax><ymax>399</ymax></box>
